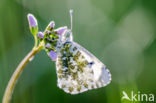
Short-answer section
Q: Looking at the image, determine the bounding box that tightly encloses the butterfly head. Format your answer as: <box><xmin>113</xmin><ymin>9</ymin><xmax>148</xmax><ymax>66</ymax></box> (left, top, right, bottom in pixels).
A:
<box><xmin>59</xmin><ymin>29</ymin><xmax>73</xmax><ymax>43</ymax></box>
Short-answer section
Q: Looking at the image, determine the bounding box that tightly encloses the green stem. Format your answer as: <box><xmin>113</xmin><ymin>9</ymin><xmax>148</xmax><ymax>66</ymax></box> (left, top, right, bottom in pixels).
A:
<box><xmin>34</xmin><ymin>35</ymin><xmax>38</xmax><ymax>48</ymax></box>
<box><xmin>2</xmin><ymin>45</ymin><xmax>43</xmax><ymax>103</ymax></box>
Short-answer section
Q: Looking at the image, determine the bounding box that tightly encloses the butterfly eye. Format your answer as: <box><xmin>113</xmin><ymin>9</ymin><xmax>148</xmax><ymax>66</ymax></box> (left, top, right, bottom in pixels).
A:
<box><xmin>66</xmin><ymin>32</ymin><xmax>70</xmax><ymax>37</ymax></box>
<box><xmin>61</xmin><ymin>30</ymin><xmax>73</xmax><ymax>43</ymax></box>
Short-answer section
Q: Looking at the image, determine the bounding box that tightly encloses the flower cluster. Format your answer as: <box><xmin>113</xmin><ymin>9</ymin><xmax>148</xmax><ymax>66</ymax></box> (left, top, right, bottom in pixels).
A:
<box><xmin>27</xmin><ymin>13</ymin><xmax>67</xmax><ymax>61</ymax></box>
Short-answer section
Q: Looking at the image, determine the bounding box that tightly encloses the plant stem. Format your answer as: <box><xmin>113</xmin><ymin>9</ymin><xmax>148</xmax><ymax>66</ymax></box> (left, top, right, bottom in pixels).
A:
<box><xmin>2</xmin><ymin>45</ymin><xmax>43</xmax><ymax>103</ymax></box>
<box><xmin>34</xmin><ymin>35</ymin><xmax>38</xmax><ymax>48</ymax></box>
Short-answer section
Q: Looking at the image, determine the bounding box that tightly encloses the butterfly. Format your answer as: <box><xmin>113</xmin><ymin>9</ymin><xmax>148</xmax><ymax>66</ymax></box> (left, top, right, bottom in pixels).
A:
<box><xmin>39</xmin><ymin>10</ymin><xmax>112</xmax><ymax>94</ymax></box>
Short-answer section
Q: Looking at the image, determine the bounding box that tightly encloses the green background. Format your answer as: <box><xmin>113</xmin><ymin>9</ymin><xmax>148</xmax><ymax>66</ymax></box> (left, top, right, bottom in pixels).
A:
<box><xmin>0</xmin><ymin>0</ymin><xmax>156</xmax><ymax>103</ymax></box>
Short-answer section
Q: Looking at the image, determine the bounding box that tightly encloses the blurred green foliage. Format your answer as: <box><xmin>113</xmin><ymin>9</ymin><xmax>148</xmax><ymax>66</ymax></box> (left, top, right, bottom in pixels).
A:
<box><xmin>0</xmin><ymin>0</ymin><xmax>156</xmax><ymax>103</ymax></box>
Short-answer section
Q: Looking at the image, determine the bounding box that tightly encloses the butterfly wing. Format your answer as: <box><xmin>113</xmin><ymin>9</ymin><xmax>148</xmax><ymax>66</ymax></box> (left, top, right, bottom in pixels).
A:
<box><xmin>56</xmin><ymin>41</ymin><xmax>111</xmax><ymax>94</ymax></box>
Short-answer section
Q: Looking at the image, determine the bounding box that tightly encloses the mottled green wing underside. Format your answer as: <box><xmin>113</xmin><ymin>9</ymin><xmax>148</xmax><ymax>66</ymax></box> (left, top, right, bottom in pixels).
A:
<box><xmin>56</xmin><ymin>42</ymin><xmax>111</xmax><ymax>94</ymax></box>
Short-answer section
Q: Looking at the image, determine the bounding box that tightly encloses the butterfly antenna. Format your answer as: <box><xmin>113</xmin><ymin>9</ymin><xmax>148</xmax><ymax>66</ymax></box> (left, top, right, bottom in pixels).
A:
<box><xmin>69</xmin><ymin>9</ymin><xmax>73</xmax><ymax>31</ymax></box>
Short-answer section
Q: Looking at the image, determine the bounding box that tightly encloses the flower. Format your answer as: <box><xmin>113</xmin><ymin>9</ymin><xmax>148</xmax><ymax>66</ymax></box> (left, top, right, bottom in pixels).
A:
<box><xmin>45</xmin><ymin>43</ymin><xmax>51</xmax><ymax>48</ymax></box>
<box><xmin>55</xmin><ymin>26</ymin><xmax>67</xmax><ymax>35</ymax></box>
<box><xmin>27</xmin><ymin>13</ymin><xmax>38</xmax><ymax>36</ymax></box>
<box><xmin>45</xmin><ymin>30</ymin><xmax>51</xmax><ymax>34</ymax></box>
<box><xmin>27</xmin><ymin>14</ymin><xmax>38</xmax><ymax>27</ymax></box>
<box><xmin>37</xmin><ymin>32</ymin><xmax>44</xmax><ymax>39</ymax></box>
<box><xmin>48</xmin><ymin>21</ymin><xmax>55</xmax><ymax>29</ymax></box>
<box><xmin>48</xmin><ymin>50</ymin><xmax>57</xmax><ymax>61</ymax></box>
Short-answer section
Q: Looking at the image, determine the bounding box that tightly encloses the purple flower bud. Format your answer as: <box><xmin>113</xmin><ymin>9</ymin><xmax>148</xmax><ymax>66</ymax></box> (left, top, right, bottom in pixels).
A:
<box><xmin>45</xmin><ymin>43</ymin><xmax>51</xmax><ymax>48</ymax></box>
<box><xmin>27</xmin><ymin>14</ymin><xmax>38</xmax><ymax>27</ymax></box>
<box><xmin>55</xmin><ymin>26</ymin><xmax>67</xmax><ymax>35</ymax></box>
<box><xmin>45</xmin><ymin>30</ymin><xmax>51</xmax><ymax>34</ymax></box>
<box><xmin>48</xmin><ymin>21</ymin><xmax>55</xmax><ymax>29</ymax></box>
<box><xmin>48</xmin><ymin>50</ymin><xmax>57</xmax><ymax>61</ymax></box>
<box><xmin>37</xmin><ymin>32</ymin><xmax>44</xmax><ymax>39</ymax></box>
<box><xmin>27</xmin><ymin>13</ymin><xmax>38</xmax><ymax>35</ymax></box>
